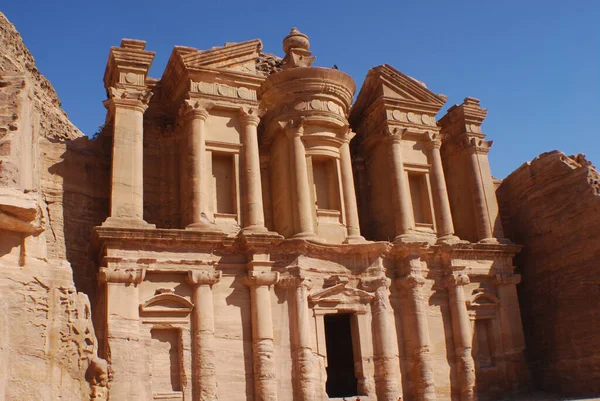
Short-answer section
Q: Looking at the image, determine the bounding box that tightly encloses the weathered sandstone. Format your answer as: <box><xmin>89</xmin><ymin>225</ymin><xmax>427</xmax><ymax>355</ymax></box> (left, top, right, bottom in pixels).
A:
<box><xmin>497</xmin><ymin>151</ymin><xmax>600</xmax><ymax>398</ymax></box>
<box><xmin>1</xmin><ymin>10</ymin><xmax>592</xmax><ymax>401</ymax></box>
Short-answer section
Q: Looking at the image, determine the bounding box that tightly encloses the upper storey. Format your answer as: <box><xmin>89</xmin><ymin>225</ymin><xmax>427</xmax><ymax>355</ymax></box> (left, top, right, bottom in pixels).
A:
<box><xmin>100</xmin><ymin>29</ymin><xmax>506</xmax><ymax>245</ymax></box>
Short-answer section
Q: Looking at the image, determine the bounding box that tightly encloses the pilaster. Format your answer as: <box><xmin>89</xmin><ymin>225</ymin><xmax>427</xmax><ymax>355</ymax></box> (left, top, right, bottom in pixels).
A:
<box><xmin>187</xmin><ymin>269</ymin><xmax>222</xmax><ymax>401</ymax></box>
<box><xmin>360</xmin><ymin>274</ymin><xmax>401</xmax><ymax>401</ymax></box>
<box><xmin>102</xmin><ymin>39</ymin><xmax>155</xmax><ymax>229</ymax></box>
<box><xmin>395</xmin><ymin>252</ymin><xmax>436</xmax><ymax>401</ymax></box>
<box><xmin>98</xmin><ymin>267</ymin><xmax>146</xmax><ymax>400</ymax></box>
<box><xmin>244</xmin><ymin>271</ymin><xmax>280</xmax><ymax>401</ymax></box>
<box><xmin>445</xmin><ymin>269</ymin><xmax>476</xmax><ymax>401</ymax></box>
<box><xmin>279</xmin><ymin>276</ymin><xmax>316</xmax><ymax>401</ymax></box>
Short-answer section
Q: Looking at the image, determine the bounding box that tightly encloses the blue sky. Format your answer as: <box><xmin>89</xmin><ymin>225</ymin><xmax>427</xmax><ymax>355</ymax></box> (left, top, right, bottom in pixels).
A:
<box><xmin>2</xmin><ymin>0</ymin><xmax>598</xmax><ymax>178</ymax></box>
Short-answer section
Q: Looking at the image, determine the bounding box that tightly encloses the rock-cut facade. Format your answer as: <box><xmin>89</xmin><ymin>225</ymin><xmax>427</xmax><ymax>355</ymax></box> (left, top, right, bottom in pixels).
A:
<box><xmin>0</xmin><ymin>18</ymin><xmax>531</xmax><ymax>401</ymax></box>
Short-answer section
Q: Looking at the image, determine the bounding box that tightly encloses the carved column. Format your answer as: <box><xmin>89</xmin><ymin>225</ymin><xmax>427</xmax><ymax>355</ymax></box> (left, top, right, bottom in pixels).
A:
<box><xmin>495</xmin><ymin>273</ymin><xmax>527</xmax><ymax>391</ymax></box>
<box><xmin>245</xmin><ymin>271</ymin><xmax>280</xmax><ymax>401</ymax></box>
<box><xmin>388</xmin><ymin>128</ymin><xmax>415</xmax><ymax>239</ymax></box>
<box><xmin>280</xmin><ymin>276</ymin><xmax>316</xmax><ymax>401</ymax></box>
<box><xmin>103</xmin><ymin>87</ymin><xmax>153</xmax><ymax>227</ymax></box>
<box><xmin>239</xmin><ymin>107</ymin><xmax>268</xmax><ymax>233</ymax></box>
<box><xmin>395</xmin><ymin>253</ymin><xmax>436</xmax><ymax>401</ymax></box>
<box><xmin>98</xmin><ymin>267</ymin><xmax>146</xmax><ymax>400</ymax></box>
<box><xmin>181</xmin><ymin>100</ymin><xmax>216</xmax><ymax>230</ymax></box>
<box><xmin>187</xmin><ymin>270</ymin><xmax>222</xmax><ymax>401</ymax></box>
<box><xmin>361</xmin><ymin>276</ymin><xmax>401</xmax><ymax>401</ymax></box>
<box><xmin>284</xmin><ymin>121</ymin><xmax>317</xmax><ymax>238</ymax></box>
<box><xmin>425</xmin><ymin>133</ymin><xmax>456</xmax><ymax>239</ymax></box>
<box><xmin>445</xmin><ymin>271</ymin><xmax>475</xmax><ymax>401</ymax></box>
<box><xmin>466</xmin><ymin>140</ymin><xmax>494</xmax><ymax>242</ymax></box>
<box><xmin>340</xmin><ymin>130</ymin><xmax>365</xmax><ymax>243</ymax></box>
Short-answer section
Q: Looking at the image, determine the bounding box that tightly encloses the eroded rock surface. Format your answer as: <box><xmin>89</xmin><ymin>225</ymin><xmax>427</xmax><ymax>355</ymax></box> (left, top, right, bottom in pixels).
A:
<box><xmin>0</xmin><ymin>11</ymin><xmax>105</xmax><ymax>401</ymax></box>
<box><xmin>498</xmin><ymin>151</ymin><xmax>600</xmax><ymax>397</ymax></box>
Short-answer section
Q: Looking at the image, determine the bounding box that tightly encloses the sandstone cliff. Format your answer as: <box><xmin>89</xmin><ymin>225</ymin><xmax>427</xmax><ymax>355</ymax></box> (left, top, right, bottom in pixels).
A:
<box><xmin>497</xmin><ymin>151</ymin><xmax>600</xmax><ymax>397</ymax></box>
<box><xmin>0</xmin><ymin>11</ymin><xmax>107</xmax><ymax>401</ymax></box>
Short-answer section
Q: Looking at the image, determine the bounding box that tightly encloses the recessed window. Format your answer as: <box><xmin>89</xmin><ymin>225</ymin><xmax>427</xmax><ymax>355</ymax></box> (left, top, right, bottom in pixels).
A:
<box><xmin>324</xmin><ymin>314</ymin><xmax>358</xmax><ymax>397</ymax></box>
<box><xmin>313</xmin><ymin>157</ymin><xmax>340</xmax><ymax>211</ymax></box>
<box><xmin>408</xmin><ymin>172</ymin><xmax>433</xmax><ymax>225</ymax></box>
<box><xmin>212</xmin><ymin>153</ymin><xmax>235</xmax><ymax>214</ymax></box>
<box><xmin>151</xmin><ymin>329</ymin><xmax>181</xmax><ymax>394</ymax></box>
<box><xmin>473</xmin><ymin>319</ymin><xmax>496</xmax><ymax>368</ymax></box>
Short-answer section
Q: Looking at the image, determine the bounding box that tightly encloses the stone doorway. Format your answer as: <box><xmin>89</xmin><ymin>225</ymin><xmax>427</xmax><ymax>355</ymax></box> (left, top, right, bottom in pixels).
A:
<box><xmin>324</xmin><ymin>313</ymin><xmax>358</xmax><ymax>398</ymax></box>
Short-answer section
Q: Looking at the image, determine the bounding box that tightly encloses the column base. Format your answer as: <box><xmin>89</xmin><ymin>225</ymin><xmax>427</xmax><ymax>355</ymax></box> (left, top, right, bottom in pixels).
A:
<box><xmin>101</xmin><ymin>217</ymin><xmax>156</xmax><ymax>229</ymax></box>
<box><xmin>436</xmin><ymin>234</ymin><xmax>468</xmax><ymax>245</ymax></box>
<box><xmin>239</xmin><ymin>227</ymin><xmax>284</xmax><ymax>240</ymax></box>
<box><xmin>343</xmin><ymin>235</ymin><xmax>367</xmax><ymax>244</ymax></box>
<box><xmin>241</xmin><ymin>225</ymin><xmax>269</xmax><ymax>234</ymax></box>
<box><xmin>185</xmin><ymin>222</ymin><xmax>223</xmax><ymax>232</ymax></box>
<box><xmin>292</xmin><ymin>231</ymin><xmax>319</xmax><ymax>240</ymax></box>
<box><xmin>394</xmin><ymin>230</ymin><xmax>436</xmax><ymax>245</ymax></box>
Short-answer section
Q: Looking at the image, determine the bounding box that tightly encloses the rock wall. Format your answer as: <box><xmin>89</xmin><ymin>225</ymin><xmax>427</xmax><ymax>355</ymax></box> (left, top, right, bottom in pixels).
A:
<box><xmin>497</xmin><ymin>151</ymin><xmax>600</xmax><ymax>397</ymax></box>
<box><xmin>0</xmin><ymin>11</ymin><xmax>108</xmax><ymax>401</ymax></box>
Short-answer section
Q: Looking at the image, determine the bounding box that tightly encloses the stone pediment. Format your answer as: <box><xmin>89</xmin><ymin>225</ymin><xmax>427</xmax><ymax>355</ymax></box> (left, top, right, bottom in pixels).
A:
<box><xmin>350</xmin><ymin>64</ymin><xmax>447</xmax><ymax>128</ymax></box>
<box><xmin>308</xmin><ymin>283</ymin><xmax>374</xmax><ymax>306</ymax></box>
<box><xmin>181</xmin><ymin>39</ymin><xmax>263</xmax><ymax>74</ymax></box>
<box><xmin>376</xmin><ymin>64</ymin><xmax>446</xmax><ymax>106</ymax></box>
<box><xmin>139</xmin><ymin>292</ymin><xmax>193</xmax><ymax>315</ymax></box>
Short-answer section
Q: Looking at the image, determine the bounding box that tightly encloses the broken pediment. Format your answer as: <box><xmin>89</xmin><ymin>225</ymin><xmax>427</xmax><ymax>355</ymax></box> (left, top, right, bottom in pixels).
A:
<box><xmin>180</xmin><ymin>39</ymin><xmax>263</xmax><ymax>75</ymax></box>
<box><xmin>140</xmin><ymin>292</ymin><xmax>194</xmax><ymax>315</ymax></box>
<box><xmin>308</xmin><ymin>283</ymin><xmax>374</xmax><ymax>307</ymax></box>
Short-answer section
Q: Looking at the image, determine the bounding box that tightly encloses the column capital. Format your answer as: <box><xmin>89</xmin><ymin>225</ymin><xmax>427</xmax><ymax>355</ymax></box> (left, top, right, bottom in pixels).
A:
<box><xmin>180</xmin><ymin>99</ymin><xmax>214</xmax><ymax>120</ymax></box>
<box><xmin>424</xmin><ymin>131</ymin><xmax>442</xmax><ymax>150</ymax></box>
<box><xmin>187</xmin><ymin>270</ymin><xmax>222</xmax><ymax>287</ymax></box>
<box><xmin>279</xmin><ymin>118</ymin><xmax>305</xmax><ymax>138</ymax></box>
<box><xmin>341</xmin><ymin>128</ymin><xmax>356</xmax><ymax>143</ymax></box>
<box><xmin>463</xmin><ymin>135</ymin><xmax>492</xmax><ymax>154</ymax></box>
<box><xmin>444</xmin><ymin>271</ymin><xmax>470</xmax><ymax>288</ymax></box>
<box><xmin>385</xmin><ymin>126</ymin><xmax>406</xmax><ymax>144</ymax></box>
<box><xmin>359</xmin><ymin>275</ymin><xmax>391</xmax><ymax>292</ymax></box>
<box><xmin>239</xmin><ymin>107</ymin><xmax>264</xmax><ymax>127</ymax></box>
<box><xmin>395</xmin><ymin>272</ymin><xmax>426</xmax><ymax>290</ymax></box>
<box><xmin>495</xmin><ymin>273</ymin><xmax>521</xmax><ymax>286</ymax></box>
<box><xmin>244</xmin><ymin>271</ymin><xmax>280</xmax><ymax>288</ymax></box>
<box><xmin>98</xmin><ymin>267</ymin><xmax>146</xmax><ymax>285</ymax></box>
<box><xmin>278</xmin><ymin>276</ymin><xmax>313</xmax><ymax>290</ymax></box>
<box><xmin>103</xmin><ymin>86</ymin><xmax>153</xmax><ymax>113</ymax></box>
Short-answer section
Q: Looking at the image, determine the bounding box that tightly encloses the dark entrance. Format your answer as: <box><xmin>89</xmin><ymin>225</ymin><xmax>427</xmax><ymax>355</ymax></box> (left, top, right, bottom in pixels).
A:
<box><xmin>324</xmin><ymin>313</ymin><xmax>358</xmax><ymax>397</ymax></box>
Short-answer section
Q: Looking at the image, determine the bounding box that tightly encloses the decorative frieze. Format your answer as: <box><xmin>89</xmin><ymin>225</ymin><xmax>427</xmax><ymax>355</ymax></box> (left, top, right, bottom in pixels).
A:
<box><xmin>192</xmin><ymin>81</ymin><xmax>257</xmax><ymax>101</ymax></box>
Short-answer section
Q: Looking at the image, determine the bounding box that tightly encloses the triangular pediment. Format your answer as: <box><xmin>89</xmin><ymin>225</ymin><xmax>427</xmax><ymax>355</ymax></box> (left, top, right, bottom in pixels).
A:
<box><xmin>350</xmin><ymin>64</ymin><xmax>447</xmax><ymax>126</ymax></box>
<box><xmin>181</xmin><ymin>39</ymin><xmax>263</xmax><ymax>75</ymax></box>
<box><xmin>377</xmin><ymin>64</ymin><xmax>446</xmax><ymax>106</ymax></box>
<box><xmin>308</xmin><ymin>283</ymin><xmax>374</xmax><ymax>306</ymax></box>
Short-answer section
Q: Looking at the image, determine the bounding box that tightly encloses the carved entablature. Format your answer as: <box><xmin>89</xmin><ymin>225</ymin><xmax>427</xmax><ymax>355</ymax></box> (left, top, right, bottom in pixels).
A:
<box><xmin>439</xmin><ymin>96</ymin><xmax>491</xmax><ymax>152</ymax></box>
<box><xmin>192</xmin><ymin>81</ymin><xmax>257</xmax><ymax>101</ymax></box>
<box><xmin>103</xmin><ymin>39</ymin><xmax>155</xmax><ymax>91</ymax></box>
<box><xmin>308</xmin><ymin>282</ymin><xmax>374</xmax><ymax>312</ymax></box>
<box><xmin>466</xmin><ymin>290</ymin><xmax>500</xmax><ymax>319</ymax></box>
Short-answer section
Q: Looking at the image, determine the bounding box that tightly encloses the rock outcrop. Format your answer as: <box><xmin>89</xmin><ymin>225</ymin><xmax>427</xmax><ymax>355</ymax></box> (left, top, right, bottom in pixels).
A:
<box><xmin>0</xmin><ymin>11</ymin><xmax>107</xmax><ymax>401</ymax></box>
<box><xmin>497</xmin><ymin>151</ymin><xmax>600</xmax><ymax>397</ymax></box>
